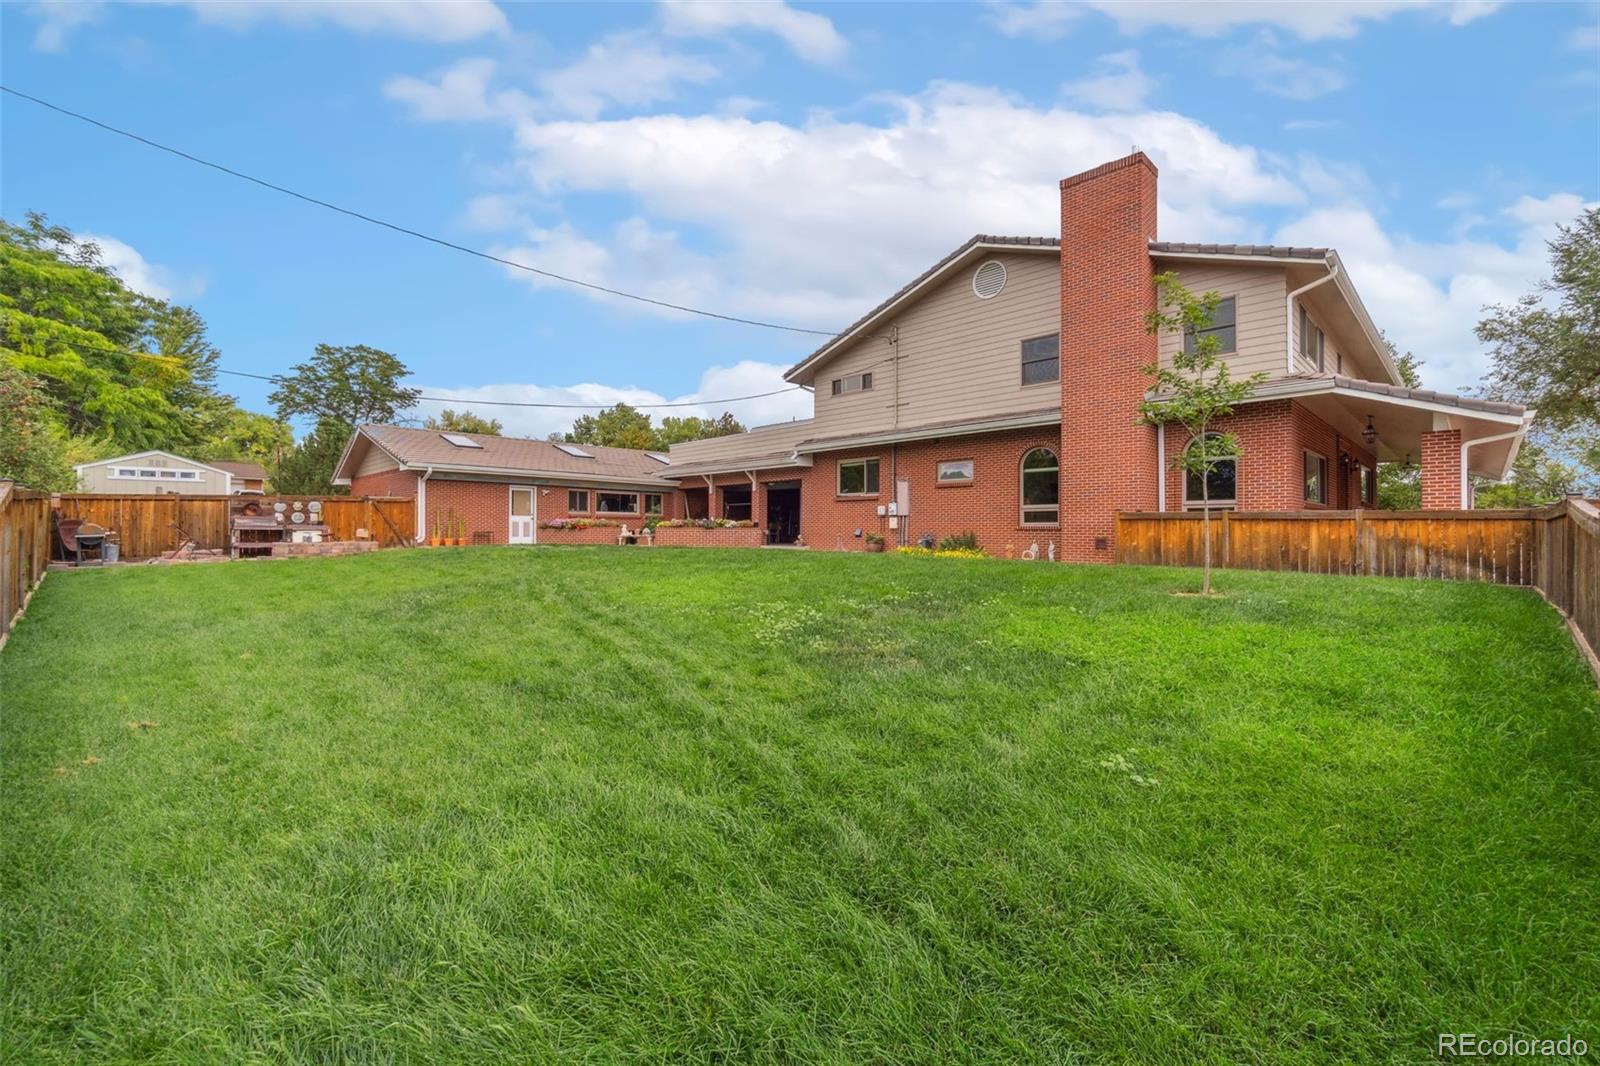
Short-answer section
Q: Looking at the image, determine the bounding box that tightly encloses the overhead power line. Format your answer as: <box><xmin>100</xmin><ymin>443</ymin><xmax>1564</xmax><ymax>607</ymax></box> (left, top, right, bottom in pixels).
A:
<box><xmin>0</xmin><ymin>85</ymin><xmax>838</xmax><ymax>338</ymax></box>
<box><xmin>13</xmin><ymin>339</ymin><xmax>809</xmax><ymax>410</ymax></box>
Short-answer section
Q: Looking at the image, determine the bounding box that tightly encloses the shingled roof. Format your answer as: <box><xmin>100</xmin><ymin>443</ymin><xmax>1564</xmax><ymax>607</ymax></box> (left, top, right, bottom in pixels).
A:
<box><xmin>349</xmin><ymin>424</ymin><xmax>677</xmax><ymax>485</ymax></box>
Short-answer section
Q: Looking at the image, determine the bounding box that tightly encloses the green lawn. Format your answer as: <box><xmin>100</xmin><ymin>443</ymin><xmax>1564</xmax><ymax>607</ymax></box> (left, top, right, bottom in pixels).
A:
<box><xmin>2</xmin><ymin>548</ymin><xmax>1597</xmax><ymax>1063</ymax></box>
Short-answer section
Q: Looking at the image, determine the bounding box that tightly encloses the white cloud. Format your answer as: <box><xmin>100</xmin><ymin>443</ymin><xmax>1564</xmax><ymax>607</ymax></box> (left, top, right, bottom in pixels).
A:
<box><xmin>1062</xmin><ymin>50</ymin><xmax>1156</xmax><ymax>112</ymax></box>
<box><xmin>1273</xmin><ymin>192</ymin><xmax>1594</xmax><ymax>390</ymax></box>
<box><xmin>485</xmin><ymin>82</ymin><xmax>1299</xmax><ymax>329</ymax></box>
<box><xmin>76</xmin><ymin>233</ymin><xmax>201</xmax><ymax>301</ymax></box>
<box><xmin>386</xmin><ymin>37</ymin><xmax>719</xmax><ymax>123</ymax></box>
<box><xmin>28</xmin><ymin>0</ymin><xmax>102</xmax><ymax>52</ymax></box>
<box><xmin>411</xmin><ymin>360</ymin><xmax>812</xmax><ymax>439</ymax></box>
<box><xmin>988</xmin><ymin>0</ymin><xmax>1500</xmax><ymax>41</ymax></box>
<box><xmin>1569</xmin><ymin>24</ymin><xmax>1600</xmax><ymax>51</ymax></box>
<box><xmin>539</xmin><ymin>33</ymin><xmax>719</xmax><ymax>119</ymax></box>
<box><xmin>658</xmin><ymin>0</ymin><xmax>846</xmax><ymax>63</ymax></box>
<box><xmin>1227</xmin><ymin>47</ymin><xmax>1348</xmax><ymax>100</ymax></box>
<box><xmin>30</xmin><ymin>0</ymin><xmax>508</xmax><ymax>50</ymax></box>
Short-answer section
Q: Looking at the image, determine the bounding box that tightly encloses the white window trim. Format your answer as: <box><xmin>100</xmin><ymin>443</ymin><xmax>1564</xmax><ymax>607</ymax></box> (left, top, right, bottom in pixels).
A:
<box><xmin>643</xmin><ymin>493</ymin><xmax>665</xmax><ymax>514</ymax></box>
<box><xmin>936</xmin><ymin>459</ymin><xmax>975</xmax><ymax>484</ymax></box>
<box><xmin>1303</xmin><ymin>448</ymin><xmax>1329</xmax><ymax>505</ymax></box>
<box><xmin>594</xmin><ymin>491</ymin><xmax>641</xmax><ymax>515</ymax></box>
<box><xmin>1183</xmin><ymin>294</ymin><xmax>1238</xmax><ymax>356</ymax></box>
<box><xmin>1019</xmin><ymin>448</ymin><xmax>1059</xmax><ymax>527</ymax></box>
<box><xmin>1298</xmin><ymin>305</ymin><xmax>1326</xmax><ymax>373</ymax></box>
<box><xmin>567</xmin><ymin>489</ymin><xmax>590</xmax><ymax>514</ymax></box>
<box><xmin>836</xmin><ymin>458</ymin><xmax>880</xmax><ymax>497</ymax></box>
<box><xmin>1181</xmin><ymin>434</ymin><xmax>1237</xmax><ymax>510</ymax></box>
<box><xmin>830</xmin><ymin>372</ymin><xmax>873</xmax><ymax>396</ymax></box>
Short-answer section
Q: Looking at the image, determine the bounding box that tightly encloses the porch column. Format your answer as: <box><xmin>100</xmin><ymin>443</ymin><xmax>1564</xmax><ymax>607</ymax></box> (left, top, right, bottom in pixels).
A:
<box><xmin>1420</xmin><ymin>429</ymin><xmax>1464</xmax><ymax>510</ymax></box>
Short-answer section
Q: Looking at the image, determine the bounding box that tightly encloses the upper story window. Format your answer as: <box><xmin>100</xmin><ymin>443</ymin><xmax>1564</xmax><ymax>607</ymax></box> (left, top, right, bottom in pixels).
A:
<box><xmin>1183</xmin><ymin>433</ymin><xmax>1236</xmax><ymax>510</ymax></box>
<box><xmin>831</xmin><ymin>372</ymin><xmax>873</xmax><ymax>396</ymax></box>
<box><xmin>1183</xmin><ymin>296</ymin><xmax>1237</xmax><ymax>356</ymax></box>
<box><xmin>837</xmin><ymin>458</ymin><xmax>880</xmax><ymax>496</ymax></box>
<box><xmin>1021</xmin><ymin>334</ymin><xmax>1060</xmax><ymax>385</ymax></box>
<box><xmin>1299</xmin><ymin>306</ymin><xmax>1326</xmax><ymax>372</ymax></box>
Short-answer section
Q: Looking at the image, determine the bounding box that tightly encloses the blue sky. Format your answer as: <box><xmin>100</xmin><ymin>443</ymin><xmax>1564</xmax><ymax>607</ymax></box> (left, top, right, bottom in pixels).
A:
<box><xmin>3</xmin><ymin>0</ymin><xmax>1597</xmax><ymax>438</ymax></box>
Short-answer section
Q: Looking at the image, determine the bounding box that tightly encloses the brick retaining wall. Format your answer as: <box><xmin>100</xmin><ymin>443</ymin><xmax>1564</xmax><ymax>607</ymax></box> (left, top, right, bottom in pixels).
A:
<box><xmin>653</xmin><ymin>526</ymin><xmax>764</xmax><ymax>548</ymax></box>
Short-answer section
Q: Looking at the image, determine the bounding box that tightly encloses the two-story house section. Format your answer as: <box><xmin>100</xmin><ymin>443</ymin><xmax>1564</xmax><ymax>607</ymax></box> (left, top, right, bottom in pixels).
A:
<box><xmin>667</xmin><ymin>152</ymin><xmax>1533</xmax><ymax>561</ymax></box>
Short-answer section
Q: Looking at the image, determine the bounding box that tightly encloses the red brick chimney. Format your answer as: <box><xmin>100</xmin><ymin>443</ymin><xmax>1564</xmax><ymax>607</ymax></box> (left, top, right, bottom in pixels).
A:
<box><xmin>1058</xmin><ymin>152</ymin><xmax>1160</xmax><ymax>563</ymax></box>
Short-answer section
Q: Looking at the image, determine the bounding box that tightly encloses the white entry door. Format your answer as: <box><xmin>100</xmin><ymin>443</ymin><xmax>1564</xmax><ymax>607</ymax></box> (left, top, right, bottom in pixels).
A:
<box><xmin>509</xmin><ymin>487</ymin><xmax>535</xmax><ymax>544</ymax></box>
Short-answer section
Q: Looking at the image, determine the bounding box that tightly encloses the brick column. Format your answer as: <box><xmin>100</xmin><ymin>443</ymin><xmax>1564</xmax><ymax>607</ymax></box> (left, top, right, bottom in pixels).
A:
<box><xmin>1420</xmin><ymin>429</ymin><xmax>1463</xmax><ymax>510</ymax></box>
<box><xmin>1058</xmin><ymin>153</ymin><xmax>1160</xmax><ymax>562</ymax></box>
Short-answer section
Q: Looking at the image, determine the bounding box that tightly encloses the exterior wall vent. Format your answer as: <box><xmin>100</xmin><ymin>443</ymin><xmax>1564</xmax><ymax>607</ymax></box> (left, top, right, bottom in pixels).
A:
<box><xmin>972</xmin><ymin>259</ymin><xmax>1007</xmax><ymax>299</ymax></box>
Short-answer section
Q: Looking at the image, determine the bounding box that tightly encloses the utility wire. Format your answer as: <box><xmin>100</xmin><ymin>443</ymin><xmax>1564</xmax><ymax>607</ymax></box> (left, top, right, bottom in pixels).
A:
<box><xmin>0</xmin><ymin>85</ymin><xmax>838</xmax><ymax>338</ymax></box>
<box><xmin>9</xmin><ymin>339</ymin><xmax>810</xmax><ymax>409</ymax></box>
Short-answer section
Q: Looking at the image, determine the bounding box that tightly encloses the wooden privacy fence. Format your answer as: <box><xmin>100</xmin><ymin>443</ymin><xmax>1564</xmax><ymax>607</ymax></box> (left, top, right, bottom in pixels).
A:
<box><xmin>52</xmin><ymin>495</ymin><xmax>416</xmax><ymax>559</ymax></box>
<box><xmin>1</xmin><ymin>482</ymin><xmax>53</xmax><ymax>644</ymax></box>
<box><xmin>1116</xmin><ymin>501</ymin><xmax>1600</xmax><ymax>665</ymax></box>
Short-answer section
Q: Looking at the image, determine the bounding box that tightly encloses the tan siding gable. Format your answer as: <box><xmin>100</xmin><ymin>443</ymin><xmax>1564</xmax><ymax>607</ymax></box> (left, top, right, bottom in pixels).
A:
<box><xmin>356</xmin><ymin>443</ymin><xmax>400</xmax><ymax>476</ymax></box>
<box><xmin>1157</xmin><ymin>263</ymin><xmax>1288</xmax><ymax>380</ymax></box>
<box><xmin>808</xmin><ymin>251</ymin><xmax>1061</xmax><ymax>440</ymax></box>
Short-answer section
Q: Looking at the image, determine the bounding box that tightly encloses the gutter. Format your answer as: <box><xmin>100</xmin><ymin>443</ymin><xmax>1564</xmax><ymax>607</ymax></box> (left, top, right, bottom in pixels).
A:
<box><xmin>1285</xmin><ymin>258</ymin><xmax>1340</xmax><ymax>375</ymax></box>
<box><xmin>1461</xmin><ymin>412</ymin><xmax>1536</xmax><ymax>501</ymax></box>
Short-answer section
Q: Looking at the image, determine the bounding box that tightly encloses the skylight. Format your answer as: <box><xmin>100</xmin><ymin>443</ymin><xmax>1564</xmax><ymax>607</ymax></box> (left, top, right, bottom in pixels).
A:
<box><xmin>646</xmin><ymin>452</ymin><xmax>670</xmax><ymax>464</ymax></box>
<box><xmin>555</xmin><ymin>443</ymin><xmax>594</xmax><ymax>458</ymax></box>
<box><xmin>440</xmin><ymin>433</ymin><xmax>484</xmax><ymax>449</ymax></box>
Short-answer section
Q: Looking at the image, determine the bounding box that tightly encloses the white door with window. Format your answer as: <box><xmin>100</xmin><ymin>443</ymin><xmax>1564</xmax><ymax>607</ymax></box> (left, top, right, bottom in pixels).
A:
<box><xmin>509</xmin><ymin>487</ymin><xmax>536</xmax><ymax>544</ymax></box>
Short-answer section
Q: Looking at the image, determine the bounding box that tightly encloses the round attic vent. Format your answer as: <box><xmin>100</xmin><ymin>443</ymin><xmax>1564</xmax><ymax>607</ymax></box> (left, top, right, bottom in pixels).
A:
<box><xmin>972</xmin><ymin>259</ymin><xmax>1007</xmax><ymax>299</ymax></box>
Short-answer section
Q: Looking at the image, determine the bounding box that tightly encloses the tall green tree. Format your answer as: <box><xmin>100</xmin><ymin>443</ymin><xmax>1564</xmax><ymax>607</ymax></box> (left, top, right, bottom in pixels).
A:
<box><xmin>0</xmin><ymin>363</ymin><xmax>74</xmax><ymax>492</ymax></box>
<box><xmin>1138</xmin><ymin>273</ymin><xmax>1267</xmax><ymax>595</ymax></box>
<box><xmin>269</xmin><ymin>344</ymin><xmax>420</xmax><ymax>428</ymax></box>
<box><xmin>1</xmin><ymin>212</ymin><xmax>281</xmax><ymax>460</ymax></box>
<box><xmin>424</xmin><ymin>409</ymin><xmax>502</xmax><ymax>435</ymax></box>
<box><xmin>555</xmin><ymin>404</ymin><xmax>746</xmax><ymax>450</ymax></box>
<box><xmin>269</xmin><ymin>344</ymin><xmax>420</xmax><ymax>495</ymax></box>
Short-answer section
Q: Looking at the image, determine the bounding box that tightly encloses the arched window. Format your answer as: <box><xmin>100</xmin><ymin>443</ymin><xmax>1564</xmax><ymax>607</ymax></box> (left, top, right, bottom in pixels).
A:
<box><xmin>1183</xmin><ymin>433</ymin><xmax>1237</xmax><ymax>510</ymax></box>
<box><xmin>1020</xmin><ymin>447</ymin><xmax>1059</xmax><ymax>525</ymax></box>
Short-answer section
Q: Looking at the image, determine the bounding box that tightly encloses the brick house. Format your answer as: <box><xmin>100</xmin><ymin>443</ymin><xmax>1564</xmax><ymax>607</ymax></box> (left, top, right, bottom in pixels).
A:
<box><xmin>332</xmin><ymin>425</ymin><xmax>682</xmax><ymax>543</ymax></box>
<box><xmin>335</xmin><ymin>153</ymin><xmax>1532</xmax><ymax>557</ymax></box>
<box><xmin>667</xmin><ymin>152</ymin><xmax>1532</xmax><ymax>560</ymax></box>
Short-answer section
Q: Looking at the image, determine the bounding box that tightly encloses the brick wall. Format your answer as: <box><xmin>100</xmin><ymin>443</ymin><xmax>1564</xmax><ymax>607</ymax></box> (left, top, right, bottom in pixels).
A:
<box><xmin>1059</xmin><ymin>152</ymin><xmax>1161</xmax><ymax>562</ymax></box>
<box><xmin>349</xmin><ymin>468</ymin><xmax>419</xmax><ymax>499</ymax></box>
<box><xmin>654</xmin><ymin>526</ymin><xmax>765</xmax><ymax>548</ymax></box>
<box><xmin>1158</xmin><ymin>400</ymin><xmax>1377</xmax><ymax>512</ymax></box>
<box><xmin>1421</xmin><ymin>429</ymin><xmax>1464</xmax><ymax>509</ymax></box>
<box><xmin>536</xmin><ymin>524</ymin><xmax>622</xmax><ymax>545</ymax></box>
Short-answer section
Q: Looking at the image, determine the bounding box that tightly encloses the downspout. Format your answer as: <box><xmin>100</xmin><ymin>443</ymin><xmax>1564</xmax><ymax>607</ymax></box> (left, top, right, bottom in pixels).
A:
<box><xmin>1156</xmin><ymin>424</ymin><xmax>1166</xmax><ymax>512</ymax></box>
<box><xmin>1286</xmin><ymin>259</ymin><xmax>1340</xmax><ymax>375</ymax></box>
<box><xmin>417</xmin><ymin>466</ymin><xmax>433</xmax><ymax>542</ymax></box>
<box><xmin>1460</xmin><ymin>426</ymin><xmax>1526</xmax><ymax>508</ymax></box>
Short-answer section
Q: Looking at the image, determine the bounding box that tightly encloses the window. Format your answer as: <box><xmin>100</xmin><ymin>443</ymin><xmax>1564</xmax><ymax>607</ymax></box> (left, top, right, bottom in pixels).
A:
<box><xmin>644</xmin><ymin>492</ymin><xmax>664</xmax><ymax>514</ymax></box>
<box><xmin>1183</xmin><ymin>433</ymin><xmax>1236</xmax><ymax>510</ymax></box>
<box><xmin>1304</xmin><ymin>450</ymin><xmax>1328</xmax><ymax>504</ymax></box>
<box><xmin>1361</xmin><ymin>465</ymin><xmax>1375</xmax><ymax>507</ymax></box>
<box><xmin>568</xmin><ymin>489</ymin><xmax>589</xmax><ymax>513</ymax></box>
<box><xmin>837</xmin><ymin>458</ymin><xmax>880</xmax><ymax>496</ymax></box>
<box><xmin>440</xmin><ymin>433</ymin><xmax>483</xmax><ymax>449</ymax></box>
<box><xmin>721</xmin><ymin>486</ymin><xmax>752</xmax><ymax>521</ymax></box>
<box><xmin>596</xmin><ymin>492</ymin><xmax>639</xmax><ymax>514</ymax></box>
<box><xmin>1020</xmin><ymin>448</ymin><xmax>1059</xmax><ymax>525</ymax></box>
<box><xmin>830</xmin><ymin>372</ymin><xmax>873</xmax><ymax>396</ymax></box>
<box><xmin>1184</xmin><ymin>296</ymin><xmax>1237</xmax><ymax>355</ymax></box>
<box><xmin>555</xmin><ymin>443</ymin><xmax>594</xmax><ymax>458</ymax></box>
<box><xmin>1021</xmin><ymin>334</ymin><xmax>1060</xmax><ymax>385</ymax></box>
<box><xmin>937</xmin><ymin>459</ymin><xmax>974</xmax><ymax>484</ymax></box>
<box><xmin>1298</xmin><ymin>306</ymin><xmax>1325</xmax><ymax>372</ymax></box>
<box><xmin>138</xmin><ymin>469</ymin><xmax>157</xmax><ymax>478</ymax></box>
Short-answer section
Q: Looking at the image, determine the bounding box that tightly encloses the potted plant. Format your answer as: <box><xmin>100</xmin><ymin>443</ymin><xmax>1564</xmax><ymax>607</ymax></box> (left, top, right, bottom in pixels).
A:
<box><xmin>865</xmin><ymin>532</ymin><xmax>886</xmax><ymax>553</ymax></box>
<box><xmin>429</xmin><ymin>509</ymin><xmax>444</xmax><ymax>547</ymax></box>
<box><xmin>444</xmin><ymin>509</ymin><xmax>462</xmax><ymax>546</ymax></box>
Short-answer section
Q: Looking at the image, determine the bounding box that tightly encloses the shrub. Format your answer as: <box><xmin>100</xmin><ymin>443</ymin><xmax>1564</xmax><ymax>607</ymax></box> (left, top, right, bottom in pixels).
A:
<box><xmin>938</xmin><ymin>531</ymin><xmax>980</xmax><ymax>552</ymax></box>
<box><xmin>539</xmin><ymin>518</ymin><xmax>622</xmax><ymax>530</ymax></box>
